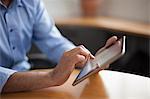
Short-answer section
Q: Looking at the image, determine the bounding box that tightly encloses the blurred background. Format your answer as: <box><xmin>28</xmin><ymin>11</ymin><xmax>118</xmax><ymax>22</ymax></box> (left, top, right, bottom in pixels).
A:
<box><xmin>28</xmin><ymin>0</ymin><xmax>150</xmax><ymax>77</ymax></box>
<box><xmin>43</xmin><ymin>0</ymin><xmax>149</xmax><ymax>23</ymax></box>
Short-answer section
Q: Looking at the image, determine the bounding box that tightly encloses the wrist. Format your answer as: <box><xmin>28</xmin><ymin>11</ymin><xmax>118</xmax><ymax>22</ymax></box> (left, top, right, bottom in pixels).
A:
<box><xmin>50</xmin><ymin>65</ymin><xmax>72</xmax><ymax>86</ymax></box>
<box><xmin>46</xmin><ymin>70</ymin><xmax>59</xmax><ymax>86</ymax></box>
<box><xmin>50</xmin><ymin>67</ymin><xmax>65</xmax><ymax>86</ymax></box>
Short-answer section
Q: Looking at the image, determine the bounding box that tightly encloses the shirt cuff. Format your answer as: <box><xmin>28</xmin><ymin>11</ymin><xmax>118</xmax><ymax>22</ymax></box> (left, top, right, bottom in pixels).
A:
<box><xmin>0</xmin><ymin>67</ymin><xmax>17</xmax><ymax>93</ymax></box>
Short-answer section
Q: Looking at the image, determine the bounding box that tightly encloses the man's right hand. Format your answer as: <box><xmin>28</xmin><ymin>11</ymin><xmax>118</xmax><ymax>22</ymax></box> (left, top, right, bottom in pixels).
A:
<box><xmin>2</xmin><ymin>45</ymin><xmax>94</xmax><ymax>93</ymax></box>
<box><xmin>51</xmin><ymin>45</ymin><xmax>94</xmax><ymax>86</ymax></box>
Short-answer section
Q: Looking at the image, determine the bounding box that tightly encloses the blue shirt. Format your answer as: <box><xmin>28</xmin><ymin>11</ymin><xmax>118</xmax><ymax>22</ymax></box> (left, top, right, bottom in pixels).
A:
<box><xmin>0</xmin><ymin>0</ymin><xmax>75</xmax><ymax>92</ymax></box>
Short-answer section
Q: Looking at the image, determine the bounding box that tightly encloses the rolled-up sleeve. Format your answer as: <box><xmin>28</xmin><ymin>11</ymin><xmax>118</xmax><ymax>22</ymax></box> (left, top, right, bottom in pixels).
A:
<box><xmin>0</xmin><ymin>67</ymin><xmax>17</xmax><ymax>93</ymax></box>
<box><xmin>33</xmin><ymin>0</ymin><xmax>75</xmax><ymax>63</ymax></box>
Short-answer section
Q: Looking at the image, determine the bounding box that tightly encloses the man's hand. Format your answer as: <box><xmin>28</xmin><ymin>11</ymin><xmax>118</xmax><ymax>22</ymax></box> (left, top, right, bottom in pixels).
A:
<box><xmin>95</xmin><ymin>36</ymin><xmax>118</xmax><ymax>69</ymax></box>
<box><xmin>2</xmin><ymin>45</ymin><xmax>94</xmax><ymax>93</ymax></box>
<box><xmin>51</xmin><ymin>36</ymin><xmax>119</xmax><ymax>86</ymax></box>
<box><xmin>2</xmin><ymin>36</ymin><xmax>118</xmax><ymax>93</ymax></box>
<box><xmin>51</xmin><ymin>45</ymin><xmax>94</xmax><ymax>85</ymax></box>
<box><xmin>95</xmin><ymin>36</ymin><xmax>118</xmax><ymax>56</ymax></box>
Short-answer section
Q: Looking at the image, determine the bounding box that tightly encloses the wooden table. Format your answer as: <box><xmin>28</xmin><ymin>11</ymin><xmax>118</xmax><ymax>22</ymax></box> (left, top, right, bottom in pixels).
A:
<box><xmin>56</xmin><ymin>17</ymin><xmax>150</xmax><ymax>37</ymax></box>
<box><xmin>1</xmin><ymin>70</ymin><xmax>150</xmax><ymax>99</ymax></box>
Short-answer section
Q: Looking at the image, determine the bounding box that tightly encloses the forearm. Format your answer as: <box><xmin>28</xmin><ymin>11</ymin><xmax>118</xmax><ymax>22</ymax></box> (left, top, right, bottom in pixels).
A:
<box><xmin>2</xmin><ymin>45</ymin><xmax>95</xmax><ymax>93</ymax></box>
<box><xmin>2</xmin><ymin>70</ymin><xmax>56</xmax><ymax>93</ymax></box>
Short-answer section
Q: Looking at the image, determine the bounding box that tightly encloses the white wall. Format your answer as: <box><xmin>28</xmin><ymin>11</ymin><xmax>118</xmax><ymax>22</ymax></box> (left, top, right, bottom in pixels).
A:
<box><xmin>43</xmin><ymin>0</ymin><xmax>81</xmax><ymax>18</ymax></box>
<box><xmin>43</xmin><ymin>0</ymin><xmax>149</xmax><ymax>23</ymax></box>
<box><xmin>100</xmin><ymin>0</ymin><xmax>149</xmax><ymax>23</ymax></box>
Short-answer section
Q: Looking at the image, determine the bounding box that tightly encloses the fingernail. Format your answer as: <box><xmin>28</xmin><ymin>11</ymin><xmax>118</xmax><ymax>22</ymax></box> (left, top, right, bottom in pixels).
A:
<box><xmin>90</xmin><ymin>53</ymin><xmax>95</xmax><ymax>59</ymax></box>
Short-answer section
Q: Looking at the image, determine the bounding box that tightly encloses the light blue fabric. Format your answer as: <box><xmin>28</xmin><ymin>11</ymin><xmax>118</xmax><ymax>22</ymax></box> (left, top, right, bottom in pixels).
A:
<box><xmin>0</xmin><ymin>0</ymin><xmax>75</xmax><ymax>93</ymax></box>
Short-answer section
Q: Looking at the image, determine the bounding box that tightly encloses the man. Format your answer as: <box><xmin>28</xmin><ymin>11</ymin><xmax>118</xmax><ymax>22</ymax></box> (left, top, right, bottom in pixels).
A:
<box><xmin>0</xmin><ymin>0</ymin><xmax>118</xmax><ymax>93</ymax></box>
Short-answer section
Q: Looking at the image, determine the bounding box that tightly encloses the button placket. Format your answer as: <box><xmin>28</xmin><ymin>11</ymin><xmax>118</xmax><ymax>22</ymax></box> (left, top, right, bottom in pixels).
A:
<box><xmin>9</xmin><ymin>29</ymin><xmax>17</xmax><ymax>50</ymax></box>
<box><xmin>9</xmin><ymin>26</ymin><xmax>16</xmax><ymax>51</ymax></box>
<box><xmin>5</xmin><ymin>10</ymin><xmax>17</xmax><ymax>61</ymax></box>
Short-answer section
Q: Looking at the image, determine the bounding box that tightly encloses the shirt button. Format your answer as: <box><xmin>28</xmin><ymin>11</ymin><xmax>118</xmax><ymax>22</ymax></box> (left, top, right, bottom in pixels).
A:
<box><xmin>10</xmin><ymin>29</ymin><xmax>13</xmax><ymax>32</ymax></box>
<box><xmin>12</xmin><ymin>46</ymin><xmax>16</xmax><ymax>50</ymax></box>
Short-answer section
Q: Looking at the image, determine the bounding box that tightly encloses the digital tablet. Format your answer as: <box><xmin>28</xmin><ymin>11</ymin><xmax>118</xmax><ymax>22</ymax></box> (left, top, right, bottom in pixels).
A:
<box><xmin>72</xmin><ymin>36</ymin><xmax>126</xmax><ymax>86</ymax></box>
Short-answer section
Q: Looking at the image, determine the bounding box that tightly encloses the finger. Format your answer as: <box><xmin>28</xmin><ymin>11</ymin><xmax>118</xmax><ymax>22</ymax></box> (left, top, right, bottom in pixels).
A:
<box><xmin>95</xmin><ymin>36</ymin><xmax>117</xmax><ymax>56</ymax></box>
<box><xmin>75</xmin><ymin>46</ymin><xmax>91</xmax><ymax>59</ymax></box>
<box><xmin>75</xmin><ymin>55</ymin><xmax>90</xmax><ymax>68</ymax></box>
<box><xmin>105</xmin><ymin>36</ymin><xmax>118</xmax><ymax>48</ymax></box>
<box><xmin>66</xmin><ymin>47</ymin><xmax>90</xmax><ymax>64</ymax></box>
<box><xmin>65</xmin><ymin>47</ymin><xmax>85</xmax><ymax>57</ymax></box>
<box><xmin>73</xmin><ymin>54</ymin><xmax>86</xmax><ymax>64</ymax></box>
<box><xmin>78</xmin><ymin>45</ymin><xmax>95</xmax><ymax>59</ymax></box>
<box><xmin>75</xmin><ymin>61</ymin><xmax>86</xmax><ymax>68</ymax></box>
<box><xmin>90</xmin><ymin>53</ymin><xmax>95</xmax><ymax>59</ymax></box>
<box><xmin>116</xmin><ymin>40</ymin><xmax>121</xmax><ymax>46</ymax></box>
